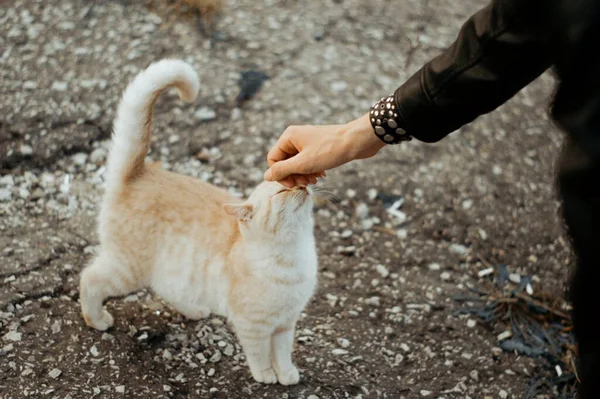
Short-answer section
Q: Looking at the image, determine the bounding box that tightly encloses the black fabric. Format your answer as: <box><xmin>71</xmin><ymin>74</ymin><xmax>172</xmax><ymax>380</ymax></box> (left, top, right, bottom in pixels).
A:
<box><xmin>392</xmin><ymin>0</ymin><xmax>600</xmax><ymax>394</ymax></box>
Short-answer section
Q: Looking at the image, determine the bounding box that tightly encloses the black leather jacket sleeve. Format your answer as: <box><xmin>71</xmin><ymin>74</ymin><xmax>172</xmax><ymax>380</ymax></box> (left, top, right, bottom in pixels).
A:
<box><xmin>394</xmin><ymin>0</ymin><xmax>555</xmax><ymax>143</ymax></box>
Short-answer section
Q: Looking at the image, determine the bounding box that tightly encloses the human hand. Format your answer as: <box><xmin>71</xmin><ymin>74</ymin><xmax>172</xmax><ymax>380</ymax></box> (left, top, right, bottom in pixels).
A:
<box><xmin>264</xmin><ymin>113</ymin><xmax>386</xmax><ymax>187</ymax></box>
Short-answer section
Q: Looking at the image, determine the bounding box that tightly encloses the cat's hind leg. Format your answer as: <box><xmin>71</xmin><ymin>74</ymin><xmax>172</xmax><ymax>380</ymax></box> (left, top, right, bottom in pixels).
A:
<box><xmin>79</xmin><ymin>254</ymin><xmax>142</xmax><ymax>331</ymax></box>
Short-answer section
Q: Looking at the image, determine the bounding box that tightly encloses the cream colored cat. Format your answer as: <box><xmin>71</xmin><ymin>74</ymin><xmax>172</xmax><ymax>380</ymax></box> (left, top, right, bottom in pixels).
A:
<box><xmin>79</xmin><ymin>59</ymin><xmax>318</xmax><ymax>385</ymax></box>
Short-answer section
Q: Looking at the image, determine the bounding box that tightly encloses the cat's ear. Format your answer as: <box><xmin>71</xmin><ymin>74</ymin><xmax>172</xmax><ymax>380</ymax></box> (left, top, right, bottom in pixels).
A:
<box><xmin>224</xmin><ymin>203</ymin><xmax>254</xmax><ymax>223</ymax></box>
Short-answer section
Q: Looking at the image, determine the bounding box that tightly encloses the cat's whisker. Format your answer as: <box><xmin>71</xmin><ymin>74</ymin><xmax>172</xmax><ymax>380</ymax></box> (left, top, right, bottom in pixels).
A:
<box><xmin>310</xmin><ymin>185</ymin><xmax>341</xmax><ymax>205</ymax></box>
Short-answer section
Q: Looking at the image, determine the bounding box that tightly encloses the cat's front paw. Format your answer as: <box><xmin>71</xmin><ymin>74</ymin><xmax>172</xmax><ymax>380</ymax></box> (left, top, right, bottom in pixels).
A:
<box><xmin>84</xmin><ymin>310</ymin><xmax>114</xmax><ymax>331</ymax></box>
<box><xmin>276</xmin><ymin>366</ymin><xmax>300</xmax><ymax>386</ymax></box>
<box><xmin>252</xmin><ymin>368</ymin><xmax>278</xmax><ymax>384</ymax></box>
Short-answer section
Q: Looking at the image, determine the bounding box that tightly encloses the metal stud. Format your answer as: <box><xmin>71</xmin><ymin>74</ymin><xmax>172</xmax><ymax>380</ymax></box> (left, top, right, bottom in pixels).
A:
<box><xmin>396</xmin><ymin>128</ymin><xmax>406</xmax><ymax>135</ymax></box>
<box><xmin>383</xmin><ymin>134</ymin><xmax>394</xmax><ymax>142</ymax></box>
<box><xmin>387</xmin><ymin>119</ymin><xmax>398</xmax><ymax>128</ymax></box>
<box><xmin>374</xmin><ymin>126</ymin><xmax>386</xmax><ymax>136</ymax></box>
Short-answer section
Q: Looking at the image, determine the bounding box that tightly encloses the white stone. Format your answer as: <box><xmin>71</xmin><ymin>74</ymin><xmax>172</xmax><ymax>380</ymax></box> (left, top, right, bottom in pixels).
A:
<box><xmin>0</xmin><ymin>188</ymin><xmax>11</xmax><ymax>202</ymax></box>
<box><xmin>194</xmin><ymin>107</ymin><xmax>216</xmax><ymax>121</ymax></box>
<box><xmin>23</xmin><ymin>81</ymin><xmax>38</xmax><ymax>90</ymax></box>
<box><xmin>231</xmin><ymin>108</ymin><xmax>242</xmax><ymax>120</ymax></box>
<box><xmin>48</xmin><ymin>368</ymin><xmax>62</xmax><ymax>379</ymax></box>
<box><xmin>469</xmin><ymin>370</ymin><xmax>480</xmax><ymax>382</ymax></box>
<box><xmin>355</xmin><ymin>202</ymin><xmax>369</xmax><ymax>219</ymax></box>
<box><xmin>478</xmin><ymin>267</ymin><xmax>494</xmax><ymax>277</ymax></box>
<box><xmin>72</xmin><ymin>152</ymin><xmax>87</xmax><ymax>166</ymax></box>
<box><xmin>497</xmin><ymin>331</ymin><xmax>512</xmax><ymax>341</ymax></box>
<box><xmin>51</xmin><ymin>81</ymin><xmax>68</xmax><ymax>91</ymax></box>
<box><xmin>20</xmin><ymin>144</ymin><xmax>33</xmax><ymax>155</ymax></box>
<box><xmin>449</xmin><ymin>244</ymin><xmax>467</xmax><ymax>255</ymax></box>
<box><xmin>331</xmin><ymin>348</ymin><xmax>348</xmax><ymax>355</ymax></box>
<box><xmin>428</xmin><ymin>263</ymin><xmax>441</xmax><ymax>271</ymax></box>
<box><xmin>3</xmin><ymin>331</ymin><xmax>21</xmax><ymax>342</ymax></box>
<box><xmin>330</xmin><ymin>80</ymin><xmax>348</xmax><ymax>93</ymax></box>
<box><xmin>365</xmin><ymin>296</ymin><xmax>380</xmax><ymax>307</ymax></box>
<box><xmin>375</xmin><ymin>264</ymin><xmax>390</xmax><ymax>278</ymax></box>
<box><xmin>367</xmin><ymin>188</ymin><xmax>378</xmax><ymax>200</ymax></box>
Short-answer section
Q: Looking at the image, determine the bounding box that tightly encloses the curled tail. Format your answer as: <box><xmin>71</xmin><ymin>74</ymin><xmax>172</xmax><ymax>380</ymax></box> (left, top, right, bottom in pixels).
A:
<box><xmin>106</xmin><ymin>59</ymin><xmax>200</xmax><ymax>187</ymax></box>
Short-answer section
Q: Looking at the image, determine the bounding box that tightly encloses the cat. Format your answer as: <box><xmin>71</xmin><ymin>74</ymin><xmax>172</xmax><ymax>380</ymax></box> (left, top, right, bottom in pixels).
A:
<box><xmin>79</xmin><ymin>59</ymin><xmax>318</xmax><ymax>385</ymax></box>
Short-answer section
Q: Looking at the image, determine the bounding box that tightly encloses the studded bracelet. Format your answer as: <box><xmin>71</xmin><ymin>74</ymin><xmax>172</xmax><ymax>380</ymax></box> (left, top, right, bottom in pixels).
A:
<box><xmin>369</xmin><ymin>95</ymin><xmax>412</xmax><ymax>144</ymax></box>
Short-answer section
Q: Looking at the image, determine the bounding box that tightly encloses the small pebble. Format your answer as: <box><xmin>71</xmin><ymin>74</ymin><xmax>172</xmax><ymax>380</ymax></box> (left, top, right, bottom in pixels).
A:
<box><xmin>365</xmin><ymin>296</ymin><xmax>380</xmax><ymax>307</ymax></box>
<box><xmin>375</xmin><ymin>264</ymin><xmax>390</xmax><ymax>278</ymax></box>
<box><xmin>3</xmin><ymin>331</ymin><xmax>21</xmax><ymax>342</ymax></box>
<box><xmin>48</xmin><ymin>368</ymin><xmax>62</xmax><ymax>379</ymax></box>
<box><xmin>449</xmin><ymin>244</ymin><xmax>467</xmax><ymax>255</ymax></box>
<box><xmin>478</xmin><ymin>267</ymin><xmax>494</xmax><ymax>278</ymax></box>
<box><xmin>428</xmin><ymin>263</ymin><xmax>441</xmax><ymax>271</ymax></box>
<box><xmin>194</xmin><ymin>107</ymin><xmax>216</xmax><ymax>121</ymax></box>
<box><xmin>51</xmin><ymin>81</ymin><xmax>68</xmax><ymax>91</ymax></box>
<box><xmin>20</xmin><ymin>144</ymin><xmax>33</xmax><ymax>155</ymax></box>
<box><xmin>497</xmin><ymin>331</ymin><xmax>512</xmax><ymax>341</ymax></box>
<box><xmin>331</xmin><ymin>349</ymin><xmax>348</xmax><ymax>355</ymax></box>
<box><xmin>469</xmin><ymin>370</ymin><xmax>479</xmax><ymax>382</ymax></box>
<box><xmin>466</xmin><ymin>319</ymin><xmax>476</xmax><ymax>328</ymax></box>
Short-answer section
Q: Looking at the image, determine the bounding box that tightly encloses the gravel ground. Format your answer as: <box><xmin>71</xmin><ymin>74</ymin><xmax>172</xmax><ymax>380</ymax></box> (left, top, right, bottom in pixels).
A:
<box><xmin>0</xmin><ymin>0</ymin><xmax>573</xmax><ymax>398</ymax></box>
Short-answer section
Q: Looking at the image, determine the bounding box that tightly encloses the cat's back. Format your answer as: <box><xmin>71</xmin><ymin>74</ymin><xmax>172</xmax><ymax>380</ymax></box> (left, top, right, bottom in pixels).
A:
<box><xmin>100</xmin><ymin>167</ymin><xmax>239</xmax><ymax>241</ymax></box>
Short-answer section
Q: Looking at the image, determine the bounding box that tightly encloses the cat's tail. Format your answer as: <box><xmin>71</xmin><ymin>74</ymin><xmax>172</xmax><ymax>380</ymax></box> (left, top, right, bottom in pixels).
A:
<box><xmin>106</xmin><ymin>59</ymin><xmax>200</xmax><ymax>187</ymax></box>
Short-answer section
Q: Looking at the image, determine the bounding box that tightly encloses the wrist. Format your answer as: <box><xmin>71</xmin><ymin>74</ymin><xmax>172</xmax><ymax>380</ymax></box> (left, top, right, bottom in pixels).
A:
<box><xmin>341</xmin><ymin>113</ymin><xmax>386</xmax><ymax>161</ymax></box>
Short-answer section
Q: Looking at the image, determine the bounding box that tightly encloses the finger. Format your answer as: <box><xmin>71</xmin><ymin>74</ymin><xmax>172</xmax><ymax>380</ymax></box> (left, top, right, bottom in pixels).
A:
<box><xmin>295</xmin><ymin>175</ymin><xmax>310</xmax><ymax>187</ymax></box>
<box><xmin>278</xmin><ymin>177</ymin><xmax>295</xmax><ymax>188</ymax></box>
<box><xmin>307</xmin><ymin>175</ymin><xmax>318</xmax><ymax>185</ymax></box>
<box><xmin>268</xmin><ymin>155</ymin><xmax>311</xmax><ymax>182</ymax></box>
<box><xmin>267</xmin><ymin>133</ymin><xmax>299</xmax><ymax>167</ymax></box>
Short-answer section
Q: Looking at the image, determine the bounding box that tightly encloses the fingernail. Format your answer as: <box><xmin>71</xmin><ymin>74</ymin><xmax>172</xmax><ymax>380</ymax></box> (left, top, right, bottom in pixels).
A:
<box><xmin>264</xmin><ymin>169</ymin><xmax>273</xmax><ymax>181</ymax></box>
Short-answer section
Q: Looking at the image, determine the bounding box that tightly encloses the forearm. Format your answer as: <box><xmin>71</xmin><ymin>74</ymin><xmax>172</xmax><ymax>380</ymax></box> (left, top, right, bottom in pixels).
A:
<box><xmin>394</xmin><ymin>0</ymin><xmax>555</xmax><ymax>143</ymax></box>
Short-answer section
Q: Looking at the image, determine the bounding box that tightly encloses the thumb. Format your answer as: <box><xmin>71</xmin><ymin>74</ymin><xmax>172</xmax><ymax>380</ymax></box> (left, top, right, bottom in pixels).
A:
<box><xmin>264</xmin><ymin>155</ymin><xmax>307</xmax><ymax>182</ymax></box>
